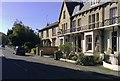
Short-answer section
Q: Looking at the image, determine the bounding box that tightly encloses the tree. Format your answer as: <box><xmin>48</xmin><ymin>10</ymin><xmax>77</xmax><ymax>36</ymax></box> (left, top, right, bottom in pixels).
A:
<box><xmin>7</xmin><ymin>20</ymin><xmax>41</xmax><ymax>49</ymax></box>
<box><xmin>24</xmin><ymin>42</ymin><xmax>33</xmax><ymax>53</ymax></box>
<box><xmin>59</xmin><ymin>42</ymin><xmax>75</xmax><ymax>58</ymax></box>
<box><xmin>0</xmin><ymin>32</ymin><xmax>8</xmax><ymax>45</ymax></box>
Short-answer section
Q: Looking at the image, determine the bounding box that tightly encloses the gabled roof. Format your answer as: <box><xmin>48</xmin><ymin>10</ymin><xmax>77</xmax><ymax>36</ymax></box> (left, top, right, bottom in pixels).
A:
<box><xmin>66</xmin><ymin>2</ymin><xmax>82</xmax><ymax>16</ymax></box>
<box><xmin>59</xmin><ymin>1</ymin><xmax>82</xmax><ymax>22</ymax></box>
<box><xmin>39</xmin><ymin>22</ymin><xmax>59</xmax><ymax>32</ymax></box>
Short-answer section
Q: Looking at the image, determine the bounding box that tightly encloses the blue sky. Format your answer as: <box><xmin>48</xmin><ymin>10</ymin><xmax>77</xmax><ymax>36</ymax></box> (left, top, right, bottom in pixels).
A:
<box><xmin>1</xmin><ymin>2</ymin><xmax>62</xmax><ymax>34</ymax></box>
<box><xmin>1</xmin><ymin>0</ymin><xmax>87</xmax><ymax>34</ymax></box>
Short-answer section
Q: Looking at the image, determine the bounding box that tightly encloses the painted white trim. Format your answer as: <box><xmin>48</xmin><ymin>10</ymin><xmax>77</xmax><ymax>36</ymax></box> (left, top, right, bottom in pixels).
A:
<box><xmin>84</xmin><ymin>32</ymin><xmax>94</xmax><ymax>52</ymax></box>
<box><xmin>109</xmin><ymin>30</ymin><xmax>118</xmax><ymax>52</ymax></box>
<box><xmin>86</xmin><ymin>50</ymin><xmax>93</xmax><ymax>52</ymax></box>
<box><xmin>103</xmin><ymin>61</ymin><xmax>120</xmax><ymax>71</ymax></box>
<box><xmin>60</xmin><ymin>58</ymin><xmax>77</xmax><ymax>64</ymax></box>
<box><xmin>84</xmin><ymin>52</ymin><xmax>93</xmax><ymax>56</ymax></box>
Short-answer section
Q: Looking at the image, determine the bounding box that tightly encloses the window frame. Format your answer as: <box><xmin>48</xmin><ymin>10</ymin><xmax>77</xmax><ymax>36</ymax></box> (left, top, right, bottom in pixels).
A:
<box><xmin>86</xmin><ymin>35</ymin><xmax>92</xmax><ymax>51</ymax></box>
<box><xmin>60</xmin><ymin>39</ymin><xmax>63</xmax><ymax>45</ymax></box>
<box><xmin>63</xmin><ymin>11</ymin><xmax>66</xmax><ymax>19</ymax></box>
<box><xmin>112</xmin><ymin>31</ymin><xmax>117</xmax><ymax>51</ymax></box>
<box><xmin>52</xmin><ymin>27</ymin><xmax>56</xmax><ymax>36</ymax></box>
<box><xmin>78</xmin><ymin>18</ymin><xmax>81</xmax><ymax>27</ymax></box>
<box><xmin>72</xmin><ymin>20</ymin><xmax>76</xmax><ymax>28</ymax></box>
<box><xmin>110</xmin><ymin>7</ymin><xmax>117</xmax><ymax>24</ymax></box>
<box><xmin>41</xmin><ymin>31</ymin><xmax>43</xmax><ymax>38</ymax></box>
<box><xmin>46</xmin><ymin>30</ymin><xmax>49</xmax><ymax>37</ymax></box>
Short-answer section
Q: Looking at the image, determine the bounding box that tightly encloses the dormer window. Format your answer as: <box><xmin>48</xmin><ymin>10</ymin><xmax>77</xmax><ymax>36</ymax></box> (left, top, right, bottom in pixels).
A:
<box><xmin>63</xmin><ymin>11</ymin><xmax>66</xmax><ymax>19</ymax></box>
<box><xmin>90</xmin><ymin>0</ymin><xmax>100</xmax><ymax>6</ymax></box>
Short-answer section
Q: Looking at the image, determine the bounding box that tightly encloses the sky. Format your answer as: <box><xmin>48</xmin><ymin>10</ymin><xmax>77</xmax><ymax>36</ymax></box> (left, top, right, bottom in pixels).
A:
<box><xmin>1</xmin><ymin>0</ymin><xmax>87</xmax><ymax>34</ymax></box>
<box><xmin>1</xmin><ymin>2</ymin><xmax>63</xmax><ymax>34</ymax></box>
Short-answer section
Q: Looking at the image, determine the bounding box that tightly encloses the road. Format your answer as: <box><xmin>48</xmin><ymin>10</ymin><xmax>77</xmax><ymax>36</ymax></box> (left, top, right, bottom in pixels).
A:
<box><xmin>1</xmin><ymin>47</ymin><xmax>120</xmax><ymax>80</ymax></box>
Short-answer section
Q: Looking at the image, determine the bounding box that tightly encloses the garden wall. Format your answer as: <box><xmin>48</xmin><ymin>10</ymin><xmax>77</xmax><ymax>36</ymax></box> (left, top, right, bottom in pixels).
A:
<box><xmin>39</xmin><ymin>47</ymin><xmax>58</xmax><ymax>55</ymax></box>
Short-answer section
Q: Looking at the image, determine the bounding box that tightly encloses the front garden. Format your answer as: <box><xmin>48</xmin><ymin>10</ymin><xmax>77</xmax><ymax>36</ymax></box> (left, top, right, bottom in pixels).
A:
<box><xmin>54</xmin><ymin>42</ymin><xmax>103</xmax><ymax>66</ymax></box>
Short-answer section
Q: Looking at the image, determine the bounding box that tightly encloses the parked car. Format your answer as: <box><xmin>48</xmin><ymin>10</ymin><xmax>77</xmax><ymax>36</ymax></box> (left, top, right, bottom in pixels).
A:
<box><xmin>1</xmin><ymin>44</ymin><xmax>5</xmax><ymax>48</ymax></box>
<box><xmin>13</xmin><ymin>46</ymin><xmax>25</xmax><ymax>56</ymax></box>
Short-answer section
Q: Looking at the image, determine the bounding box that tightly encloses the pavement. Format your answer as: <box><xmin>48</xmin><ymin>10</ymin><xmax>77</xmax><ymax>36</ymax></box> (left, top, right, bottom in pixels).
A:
<box><xmin>25</xmin><ymin>51</ymin><xmax>120</xmax><ymax>77</ymax></box>
<box><xmin>1</xmin><ymin>46</ymin><xmax>120</xmax><ymax>80</ymax></box>
<box><xmin>31</xmin><ymin>55</ymin><xmax>120</xmax><ymax>77</ymax></box>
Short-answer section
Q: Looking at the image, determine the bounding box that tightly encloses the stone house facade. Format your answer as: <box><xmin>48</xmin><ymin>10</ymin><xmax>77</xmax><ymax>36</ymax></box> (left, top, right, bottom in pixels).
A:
<box><xmin>39</xmin><ymin>0</ymin><xmax>120</xmax><ymax>71</ymax></box>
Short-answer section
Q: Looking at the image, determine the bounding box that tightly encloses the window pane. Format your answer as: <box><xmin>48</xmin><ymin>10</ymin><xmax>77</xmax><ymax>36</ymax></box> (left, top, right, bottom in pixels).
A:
<box><xmin>72</xmin><ymin>20</ymin><xmax>76</xmax><ymax>27</ymax></box>
<box><xmin>63</xmin><ymin>11</ymin><xmax>66</xmax><ymax>19</ymax></box>
<box><xmin>52</xmin><ymin>28</ymin><xmax>56</xmax><ymax>36</ymax></box>
<box><xmin>112</xmin><ymin>31</ymin><xmax>117</xmax><ymax>51</ymax></box>
<box><xmin>89</xmin><ymin>15</ymin><xmax>91</xmax><ymax>23</ymax></box>
<box><xmin>78</xmin><ymin>18</ymin><xmax>81</xmax><ymax>26</ymax></box>
<box><xmin>86</xmin><ymin>35</ymin><xmax>92</xmax><ymax>50</ymax></box>
<box><xmin>88</xmin><ymin>44</ymin><xmax>92</xmax><ymax>50</ymax></box>
<box><xmin>110</xmin><ymin>7</ymin><xmax>117</xmax><ymax>24</ymax></box>
<box><xmin>92</xmin><ymin>14</ymin><xmax>95</xmax><ymax>23</ymax></box>
<box><xmin>60</xmin><ymin>39</ymin><xmax>63</xmax><ymax>45</ymax></box>
<box><xmin>46</xmin><ymin>30</ymin><xmax>49</xmax><ymax>37</ymax></box>
<box><xmin>96</xmin><ymin>13</ymin><xmax>99</xmax><ymax>21</ymax></box>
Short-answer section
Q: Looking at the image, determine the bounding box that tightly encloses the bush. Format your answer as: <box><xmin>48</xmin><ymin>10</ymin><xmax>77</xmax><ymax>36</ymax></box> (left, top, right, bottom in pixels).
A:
<box><xmin>30</xmin><ymin>48</ymin><xmax>36</xmax><ymax>54</ymax></box>
<box><xmin>24</xmin><ymin>42</ymin><xmax>33</xmax><ymax>53</ymax></box>
<box><xmin>59</xmin><ymin>42</ymin><xmax>75</xmax><ymax>58</ymax></box>
<box><xmin>67</xmin><ymin>51</ymin><xmax>78</xmax><ymax>61</ymax></box>
<box><xmin>36</xmin><ymin>44</ymin><xmax>41</xmax><ymax>47</ymax></box>
<box><xmin>77</xmin><ymin>55</ymin><xmax>103</xmax><ymax>66</ymax></box>
<box><xmin>71</xmin><ymin>56</ymin><xmax>78</xmax><ymax>61</ymax></box>
<box><xmin>94</xmin><ymin>56</ymin><xmax>103</xmax><ymax>65</ymax></box>
<box><xmin>54</xmin><ymin>51</ymin><xmax>63</xmax><ymax>58</ymax></box>
<box><xmin>77</xmin><ymin>56</ymin><xmax>95</xmax><ymax>66</ymax></box>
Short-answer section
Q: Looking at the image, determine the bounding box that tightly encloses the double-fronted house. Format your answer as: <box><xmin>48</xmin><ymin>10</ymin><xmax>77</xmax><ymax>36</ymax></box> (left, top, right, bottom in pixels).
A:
<box><xmin>39</xmin><ymin>0</ymin><xmax>120</xmax><ymax>71</ymax></box>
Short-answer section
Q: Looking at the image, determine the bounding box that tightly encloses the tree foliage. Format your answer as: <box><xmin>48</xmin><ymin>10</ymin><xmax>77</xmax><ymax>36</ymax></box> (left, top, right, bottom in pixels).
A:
<box><xmin>0</xmin><ymin>32</ymin><xmax>8</xmax><ymax>45</ymax></box>
<box><xmin>7</xmin><ymin>20</ymin><xmax>40</xmax><ymax>48</ymax></box>
<box><xmin>59</xmin><ymin>42</ymin><xmax>75</xmax><ymax>57</ymax></box>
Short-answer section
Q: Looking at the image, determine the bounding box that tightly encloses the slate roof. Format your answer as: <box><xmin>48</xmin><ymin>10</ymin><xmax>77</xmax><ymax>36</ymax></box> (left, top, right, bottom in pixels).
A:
<box><xmin>39</xmin><ymin>0</ymin><xmax>118</xmax><ymax>32</ymax></box>
<box><xmin>58</xmin><ymin>0</ymin><xmax>83</xmax><ymax>22</ymax></box>
<box><xmin>72</xmin><ymin>0</ymin><xmax>115</xmax><ymax>16</ymax></box>
<box><xmin>39</xmin><ymin>22</ymin><xmax>59</xmax><ymax>32</ymax></box>
<box><xmin>65</xmin><ymin>1</ymin><xmax>83</xmax><ymax>16</ymax></box>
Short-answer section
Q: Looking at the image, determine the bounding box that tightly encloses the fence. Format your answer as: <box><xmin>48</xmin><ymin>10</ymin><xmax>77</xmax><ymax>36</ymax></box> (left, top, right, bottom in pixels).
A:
<box><xmin>39</xmin><ymin>47</ymin><xmax>58</xmax><ymax>55</ymax></box>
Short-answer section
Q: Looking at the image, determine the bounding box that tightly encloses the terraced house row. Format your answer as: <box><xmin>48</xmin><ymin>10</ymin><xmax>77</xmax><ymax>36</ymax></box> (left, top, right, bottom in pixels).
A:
<box><xmin>39</xmin><ymin>0</ymin><xmax>120</xmax><ymax>71</ymax></box>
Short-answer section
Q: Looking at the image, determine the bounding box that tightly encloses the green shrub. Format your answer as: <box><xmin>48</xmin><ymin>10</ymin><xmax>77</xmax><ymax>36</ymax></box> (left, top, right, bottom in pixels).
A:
<box><xmin>54</xmin><ymin>51</ymin><xmax>63</xmax><ymax>58</ymax></box>
<box><xmin>77</xmin><ymin>56</ymin><xmax>95</xmax><ymax>66</ymax></box>
<box><xmin>36</xmin><ymin>44</ymin><xmax>41</xmax><ymax>47</ymax></box>
<box><xmin>30</xmin><ymin>48</ymin><xmax>36</xmax><ymax>54</ymax></box>
<box><xmin>24</xmin><ymin>42</ymin><xmax>33</xmax><ymax>53</ymax></box>
<box><xmin>94</xmin><ymin>56</ymin><xmax>103</xmax><ymax>65</ymax></box>
<box><xmin>71</xmin><ymin>56</ymin><xmax>78</xmax><ymax>61</ymax></box>
<box><xmin>77</xmin><ymin>55</ymin><xmax>103</xmax><ymax>66</ymax></box>
<box><xmin>67</xmin><ymin>52</ymin><xmax>78</xmax><ymax>61</ymax></box>
<box><xmin>59</xmin><ymin>42</ymin><xmax>74</xmax><ymax>58</ymax></box>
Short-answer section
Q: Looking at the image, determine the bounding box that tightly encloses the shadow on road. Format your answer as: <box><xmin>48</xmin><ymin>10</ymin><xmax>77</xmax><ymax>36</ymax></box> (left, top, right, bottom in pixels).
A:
<box><xmin>2</xmin><ymin>57</ymin><xmax>120</xmax><ymax>80</ymax></box>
